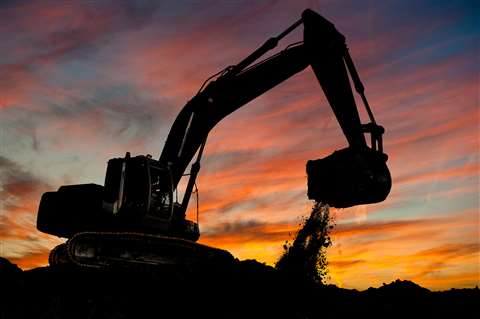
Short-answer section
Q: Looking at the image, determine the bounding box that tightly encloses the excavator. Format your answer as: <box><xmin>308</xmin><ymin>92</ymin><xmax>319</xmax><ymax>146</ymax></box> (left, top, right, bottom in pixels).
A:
<box><xmin>36</xmin><ymin>9</ymin><xmax>391</xmax><ymax>270</ymax></box>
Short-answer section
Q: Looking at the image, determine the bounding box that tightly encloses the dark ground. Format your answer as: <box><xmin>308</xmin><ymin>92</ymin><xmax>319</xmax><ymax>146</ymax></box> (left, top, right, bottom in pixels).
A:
<box><xmin>0</xmin><ymin>257</ymin><xmax>478</xmax><ymax>319</ymax></box>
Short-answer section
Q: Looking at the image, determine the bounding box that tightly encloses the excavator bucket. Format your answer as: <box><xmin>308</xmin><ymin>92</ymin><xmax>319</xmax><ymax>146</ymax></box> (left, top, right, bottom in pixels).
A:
<box><xmin>307</xmin><ymin>147</ymin><xmax>391</xmax><ymax>208</ymax></box>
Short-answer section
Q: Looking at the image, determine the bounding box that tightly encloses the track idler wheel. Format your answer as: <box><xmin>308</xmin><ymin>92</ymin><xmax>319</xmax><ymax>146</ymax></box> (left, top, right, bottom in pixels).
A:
<box><xmin>48</xmin><ymin>243</ymin><xmax>70</xmax><ymax>267</ymax></box>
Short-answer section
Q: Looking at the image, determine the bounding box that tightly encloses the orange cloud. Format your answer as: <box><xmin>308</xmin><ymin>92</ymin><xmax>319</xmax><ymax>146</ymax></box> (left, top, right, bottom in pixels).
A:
<box><xmin>327</xmin><ymin>209</ymin><xmax>479</xmax><ymax>290</ymax></box>
<box><xmin>395</xmin><ymin>162</ymin><xmax>479</xmax><ymax>186</ymax></box>
<box><xmin>8</xmin><ymin>248</ymin><xmax>50</xmax><ymax>270</ymax></box>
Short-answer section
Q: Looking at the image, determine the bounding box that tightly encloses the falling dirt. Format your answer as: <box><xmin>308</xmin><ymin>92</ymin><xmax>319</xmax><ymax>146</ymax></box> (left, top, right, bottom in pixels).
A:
<box><xmin>275</xmin><ymin>201</ymin><xmax>334</xmax><ymax>284</ymax></box>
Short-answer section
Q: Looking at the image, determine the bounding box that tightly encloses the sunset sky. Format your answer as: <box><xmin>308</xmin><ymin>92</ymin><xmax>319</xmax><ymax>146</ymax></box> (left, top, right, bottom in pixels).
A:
<box><xmin>0</xmin><ymin>0</ymin><xmax>478</xmax><ymax>291</ymax></box>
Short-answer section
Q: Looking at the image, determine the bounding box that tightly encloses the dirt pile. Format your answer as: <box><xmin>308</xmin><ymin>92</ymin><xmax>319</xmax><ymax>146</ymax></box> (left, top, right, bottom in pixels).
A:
<box><xmin>0</xmin><ymin>257</ymin><xmax>478</xmax><ymax>319</ymax></box>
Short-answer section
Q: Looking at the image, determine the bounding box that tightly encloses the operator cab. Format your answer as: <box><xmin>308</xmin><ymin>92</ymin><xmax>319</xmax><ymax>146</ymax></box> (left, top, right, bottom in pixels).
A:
<box><xmin>103</xmin><ymin>153</ymin><xmax>174</xmax><ymax>222</ymax></box>
<box><xmin>102</xmin><ymin>152</ymin><xmax>199</xmax><ymax>240</ymax></box>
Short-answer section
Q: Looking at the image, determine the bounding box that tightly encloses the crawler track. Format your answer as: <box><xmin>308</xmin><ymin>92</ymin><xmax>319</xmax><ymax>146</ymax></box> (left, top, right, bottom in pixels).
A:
<box><xmin>49</xmin><ymin>232</ymin><xmax>234</xmax><ymax>271</ymax></box>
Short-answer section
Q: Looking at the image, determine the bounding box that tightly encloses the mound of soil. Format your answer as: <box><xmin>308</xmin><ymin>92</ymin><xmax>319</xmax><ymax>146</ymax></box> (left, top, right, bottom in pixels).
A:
<box><xmin>0</xmin><ymin>257</ymin><xmax>477</xmax><ymax>319</ymax></box>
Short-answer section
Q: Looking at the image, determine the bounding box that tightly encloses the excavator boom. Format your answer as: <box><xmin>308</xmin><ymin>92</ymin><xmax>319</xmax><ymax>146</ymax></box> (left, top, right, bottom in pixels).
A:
<box><xmin>160</xmin><ymin>9</ymin><xmax>389</xmax><ymax>212</ymax></box>
<box><xmin>161</xmin><ymin>9</ymin><xmax>368</xmax><ymax>189</ymax></box>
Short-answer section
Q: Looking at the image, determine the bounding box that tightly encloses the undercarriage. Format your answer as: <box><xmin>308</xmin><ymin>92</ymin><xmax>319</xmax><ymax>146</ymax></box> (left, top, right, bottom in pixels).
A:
<box><xmin>49</xmin><ymin>232</ymin><xmax>234</xmax><ymax>271</ymax></box>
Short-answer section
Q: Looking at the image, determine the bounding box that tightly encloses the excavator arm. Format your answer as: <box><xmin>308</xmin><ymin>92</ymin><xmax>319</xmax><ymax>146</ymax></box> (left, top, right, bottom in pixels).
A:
<box><xmin>160</xmin><ymin>9</ymin><xmax>389</xmax><ymax>212</ymax></box>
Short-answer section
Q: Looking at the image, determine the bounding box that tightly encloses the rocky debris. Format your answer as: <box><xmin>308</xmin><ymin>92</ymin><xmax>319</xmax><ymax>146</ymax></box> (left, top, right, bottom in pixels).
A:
<box><xmin>276</xmin><ymin>202</ymin><xmax>333</xmax><ymax>284</ymax></box>
<box><xmin>0</xmin><ymin>258</ymin><xmax>478</xmax><ymax>319</ymax></box>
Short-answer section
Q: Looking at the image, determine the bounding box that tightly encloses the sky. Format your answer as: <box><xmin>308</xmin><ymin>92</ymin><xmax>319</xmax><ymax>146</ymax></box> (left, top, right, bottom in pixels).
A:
<box><xmin>0</xmin><ymin>0</ymin><xmax>478</xmax><ymax>291</ymax></box>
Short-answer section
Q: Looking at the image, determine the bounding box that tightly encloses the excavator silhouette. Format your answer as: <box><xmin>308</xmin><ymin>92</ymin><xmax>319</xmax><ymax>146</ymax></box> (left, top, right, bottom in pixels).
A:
<box><xmin>37</xmin><ymin>9</ymin><xmax>391</xmax><ymax>269</ymax></box>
